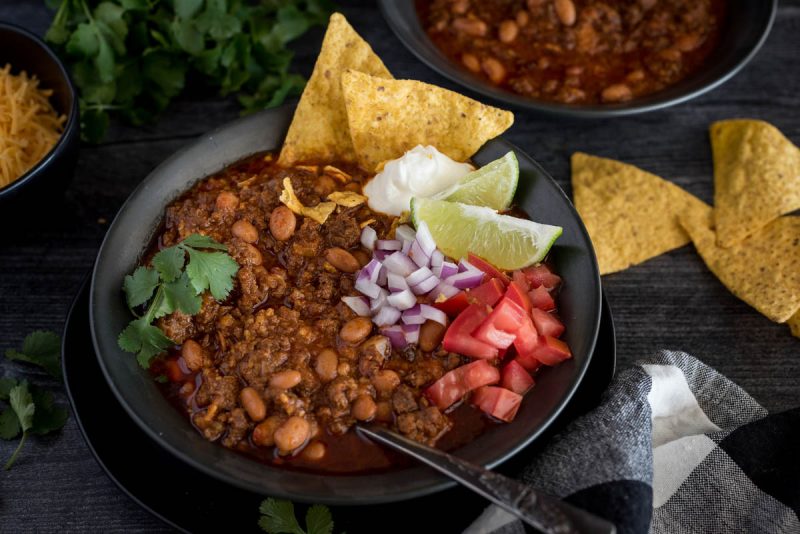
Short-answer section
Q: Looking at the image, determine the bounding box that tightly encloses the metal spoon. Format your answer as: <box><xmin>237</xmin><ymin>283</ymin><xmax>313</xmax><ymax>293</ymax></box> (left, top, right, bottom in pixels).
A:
<box><xmin>358</xmin><ymin>426</ymin><xmax>616</xmax><ymax>534</ymax></box>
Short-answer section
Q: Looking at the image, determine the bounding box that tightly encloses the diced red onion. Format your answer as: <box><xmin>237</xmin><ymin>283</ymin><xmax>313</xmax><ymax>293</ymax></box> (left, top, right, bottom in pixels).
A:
<box><xmin>420</xmin><ymin>304</ymin><xmax>447</xmax><ymax>326</ymax></box>
<box><xmin>406</xmin><ymin>267</ymin><xmax>433</xmax><ymax>287</ymax></box>
<box><xmin>458</xmin><ymin>258</ymin><xmax>480</xmax><ymax>273</ymax></box>
<box><xmin>414</xmin><ymin>221</ymin><xmax>437</xmax><ymax>256</ymax></box>
<box><xmin>412</xmin><ymin>275</ymin><xmax>440</xmax><ymax>295</ymax></box>
<box><xmin>402</xmin><ymin>324</ymin><xmax>420</xmax><ymax>344</ymax></box>
<box><xmin>361</xmin><ymin>259</ymin><xmax>383</xmax><ymax>284</ymax></box>
<box><xmin>401</xmin><ymin>240</ymin><xmax>412</xmax><ymax>255</ymax></box>
<box><xmin>360</xmin><ymin>226</ymin><xmax>377</xmax><ymax>250</ymax></box>
<box><xmin>430</xmin><ymin>282</ymin><xmax>460</xmax><ymax>300</ymax></box>
<box><xmin>395</xmin><ymin>224</ymin><xmax>416</xmax><ymax>242</ymax></box>
<box><xmin>373</xmin><ymin>250</ymin><xmax>390</xmax><ymax>261</ymax></box>
<box><xmin>444</xmin><ymin>270</ymin><xmax>486</xmax><ymax>289</ymax></box>
<box><xmin>355</xmin><ymin>277</ymin><xmax>381</xmax><ymax>299</ymax></box>
<box><xmin>381</xmin><ymin>325</ymin><xmax>407</xmax><ymax>348</ymax></box>
<box><xmin>342</xmin><ymin>296</ymin><xmax>370</xmax><ymax>317</ymax></box>
<box><xmin>440</xmin><ymin>261</ymin><xmax>459</xmax><ymax>279</ymax></box>
<box><xmin>370</xmin><ymin>288</ymin><xmax>389</xmax><ymax>313</ymax></box>
<box><xmin>383</xmin><ymin>251</ymin><xmax>417</xmax><ymax>277</ymax></box>
<box><xmin>401</xmin><ymin>305</ymin><xmax>425</xmax><ymax>325</ymax></box>
<box><xmin>387</xmin><ymin>272</ymin><xmax>410</xmax><ymax>293</ymax></box>
<box><xmin>377</xmin><ymin>239</ymin><xmax>402</xmax><ymax>251</ymax></box>
<box><xmin>373</xmin><ymin>306</ymin><xmax>401</xmax><ymax>326</ymax></box>
<box><xmin>410</xmin><ymin>240</ymin><xmax>430</xmax><ymax>268</ymax></box>
<box><xmin>431</xmin><ymin>250</ymin><xmax>444</xmax><ymax>268</ymax></box>
<box><xmin>387</xmin><ymin>289</ymin><xmax>416</xmax><ymax>310</ymax></box>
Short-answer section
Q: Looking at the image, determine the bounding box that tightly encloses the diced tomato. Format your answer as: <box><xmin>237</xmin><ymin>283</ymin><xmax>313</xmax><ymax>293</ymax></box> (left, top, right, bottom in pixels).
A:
<box><xmin>501</xmin><ymin>360</ymin><xmax>535</xmax><ymax>395</ymax></box>
<box><xmin>425</xmin><ymin>360</ymin><xmax>500</xmax><ymax>410</ymax></box>
<box><xmin>531</xmin><ymin>308</ymin><xmax>565</xmax><ymax>338</ymax></box>
<box><xmin>505</xmin><ymin>281</ymin><xmax>532</xmax><ymax>313</ymax></box>
<box><xmin>165</xmin><ymin>359</ymin><xmax>186</xmax><ymax>383</ymax></box>
<box><xmin>473</xmin><ymin>297</ymin><xmax>527</xmax><ymax>349</ymax></box>
<box><xmin>512</xmin><ymin>313</ymin><xmax>539</xmax><ymax>359</ymax></box>
<box><xmin>515</xmin><ymin>353</ymin><xmax>542</xmax><ymax>372</ymax></box>
<box><xmin>468</xmin><ymin>253</ymin><xmax>509</xmax><ymax>286</ymax></box>
<box><xmin>434</xmin><ymin>291</ymin><xmax>470</xmax><ymax>317</ymax></box>
<box><xmin>529</xmin><ymin>285</ymin><xmax>555</xmax><ymax>311</ymax></box>
<box><xmin>522</xmin><ymin>264</ymin><xmax>561</xmax><ymax>289</ymax></box>
<box><xmin>443</xmin><ymin>304</ymin><xmax>499</xmax><ymax>359</ymax></box>
<box><xmin>532</xmin><ymin>336</ymin><xmax>572</xmax><ymax>366</ymax></box>
<box><xmin>472</xmin><ymin>386</ymin><xmax>523</xmax><ymax>422</ymax></box>
<box><xmin>512</xmin><ymin>270</ymin><xmax>530</xmax><ymax>291</ymax></box>
<box><xmin>468</xmin><ymin>278</ymin><xmax>505</xmax><ymax>307</ymax></box>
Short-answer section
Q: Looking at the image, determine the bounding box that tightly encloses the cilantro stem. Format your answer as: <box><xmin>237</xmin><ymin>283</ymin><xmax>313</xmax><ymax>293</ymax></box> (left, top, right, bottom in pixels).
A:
<box><xmin>4</xmin><ymin>431</ymin><xmax>27</xmax><ymax>470</ymax></box>
<box><xmin>145</xmin><ymin>285</ymin><xmax>165</xmax><ymax>324</ymax></box>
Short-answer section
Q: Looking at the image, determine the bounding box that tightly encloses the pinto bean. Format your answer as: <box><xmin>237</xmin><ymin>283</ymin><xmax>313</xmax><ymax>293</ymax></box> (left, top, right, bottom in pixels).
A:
<box><xmin>242</xmin><ymin>243</ymin><xmax>263</xmax><ymax>266</ymax></box>
<box><xmin>675</xmin><ymin>33</ymin><xmax>701</xmax><ymax>52</ymax></box>
<box><xmin>315</xmin><ymin>348</ymin><xmax>339</xmax><ymax>382</ymax></box>
<box><xmin>340</xmin><ymin>317</ymin><xmax>373</xmax><ymax>344</ymax></box>
<box><xmin>498</xmin><ymin>20</ymin><xmax>519</xmax><ymax>43</ymax></box>
<box><xmin>325</xmin><ymin>247</ymin><xmax>360</xmax><ymax>273</ymax></box>
<box><xmin>274</xmin><ymin>416</ymin><xmax>310</xmax><ymax>454</ymax></box>
<box><xmin>351</xmin><ymin>395</ymin><xmax>377</xmax><ymax>421</ymax></box>
<box><xmin>452</xmin><ymin>17</ymin><xmax>488</xmax><ymax>37</ymax></box>
<box><xmin>450</xmin><ymin>0</ymin><xmax>469</xmax><ymax>15</ymax></box>
<box><xmin>352</xmin><ymin>249</ymin><xmax>371</xmax><ymax>268</ymax></box>
<box><xmin>419</xmin><ymin>320</ymin><xmax>446</xmax><ymax>352</ymax></box>
<box><xmin>232</xmin><ymin>220</ymin><xmax>258</xmax><ymax>243</ymax></box>
<box><xmin>252</xmin><ymin>415</ymin><xmax>284</xmax><ymax>446</ymax></box>
<box><xmin>461</xmin><ymin>53</ymin><xmax>481</xmax><ymax>73</ymax></box>
<box><xmin>301</xmin><ymin>441</ymin><xmax>327</xmax><ymax>461</ymax></box>
<box><xmin>601</xmin><ymin>83</ymin><xmax>633</xmax><ymax>102</ymax></box>
<box><xmin>555</xmin><ymin>0</ymin><xmax>577</xmax><ymax>26</ymax></box>
<box><xmin>269</xmin><ymin>206</ymin><xmax>296</xmax><ymax>241</ymax></box>
<box><xmin>240</xmin><ymin>387</ymin><xmax>266</xmax><ymax>422</ymax></box>
<box><xmin>181</xmin><ymin>339</ymin><xmax>205</xmax><ymax>371</ymax></box>
<box><xmin>269</xmin><ymin>370</ymin><xmax>302</xmax><ymax>389</ymax></box>
<box><xmin>215</xmin><ymin>191</ymin><xmax>239</xmax><ymax>211</ymax></box>
<box><xmin>375</xmin><ymin>401</ymin><xmax>393</xmax><ymax>422</ymax></box>
<box><xmin>482</xmin><ymin>57</ymin><xmax>507</xmax><ymax>84</ymax></box>
<box><xmin>516</xmin><ymin>10</ymin><xmax>530</xmax><ymax>26</ymax></box>
<box><xmin>371</xmin><ymin>370</ymin><xmax>401</xmax><ymax>397</ymax></box>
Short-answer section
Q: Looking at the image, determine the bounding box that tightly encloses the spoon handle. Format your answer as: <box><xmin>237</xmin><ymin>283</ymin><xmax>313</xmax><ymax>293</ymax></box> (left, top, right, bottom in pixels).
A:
<box><xmin>359</xmin><ymin>426</ymin><xmax>616</xmax><ymax>534</ymax></box>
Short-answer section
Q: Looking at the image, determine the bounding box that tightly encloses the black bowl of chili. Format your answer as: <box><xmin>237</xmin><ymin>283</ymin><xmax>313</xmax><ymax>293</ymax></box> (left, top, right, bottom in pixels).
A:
<box><xmin>89</xmin><ymin>104</ymin><xmax>602</xmax><ymax>504</ymax></box>
<box><xmin>380</xmin><ymin>0</ymin><xmax>777</xmax><ymax>117</ymax></box>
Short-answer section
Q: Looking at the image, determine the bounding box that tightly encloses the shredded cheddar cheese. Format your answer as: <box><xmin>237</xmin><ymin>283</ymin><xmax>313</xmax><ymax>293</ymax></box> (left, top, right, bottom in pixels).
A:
<box><xmin>0</xmin><ymin>64</ymin><xmax>66</xmax><ymax>188</ymax></box>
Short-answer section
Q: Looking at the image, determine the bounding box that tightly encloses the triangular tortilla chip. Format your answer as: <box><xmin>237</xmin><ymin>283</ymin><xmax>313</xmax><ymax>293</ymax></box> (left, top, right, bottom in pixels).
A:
<box><xmin>341</xmin><ymin>71</ymin><xmax>514</xmax><ymax>170</ymax></box>
<box><xmin>278</xmin><ymin>13</ymin><xmax>392</xmax><ymax>166</ymax></box>
<box><xmin>788</xmin><ymin>310</ymin><xmax>800</xmax><ymax>338</ymax></box>
<box><xmin>680</xmin><ymin>206</ymin><xmax>800</xmax><ymax>323</ymax></box>
<box><xmin>711</xmin><ymin>119</ymin><xmax>800</xmax><ymax>247</ymax></box>
<box><xmin>571</xmin><ymin>153</ymin><xmax>709</xmax><ymax>275</ymax></box>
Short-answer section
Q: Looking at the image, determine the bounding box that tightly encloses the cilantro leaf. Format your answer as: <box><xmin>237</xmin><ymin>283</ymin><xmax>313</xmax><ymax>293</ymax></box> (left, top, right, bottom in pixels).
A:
<box><xmin>162</xmin><ymin>272</ymin><xmax>202</xmax><ymax>316</ymax></box>
<box><xmin>185</xmin><ymin>249</ymin><xmax>239</xmax><ymax>301</ymax></box>
<box><xmin>9</xmin><ymin>382</ymin><xmax>34</xmax><ymax>433</ymax></box>
<box><xmin>0</xmin><ymin>377</ymin><xmax>17</xmax><ymax>400</ymax></box>
<box><xmin>305</xmin><ymin>505</ymin><xmax>334</xmax><ymax>534</ymax></box>
<box><xmin>124</xmin><ymin>266</ymin><xmax>160</xmax><ymax>308</ymax></box>
<box><xmin>152</xmin><ymin>246</ymin><xmax>186</xmax><ymax>282</ymax></box>
<box><xmin>258</xmin><ymin>499</ymin><xmax>304</xmax><ymax>534</ymax></box>
<box><xmin>180</xmin><ymin>233</ymin><xmax>229</xmax><ymax>251</ymax></box>
<box><xmin>118</xmin><ymin>317</ymin><xmax>174</xmax><ymax>368</ymax></box>
<box><xmin>5</xmin><ymin>331</ymin><xmax>63</xmax><ymax>380</ymax></box>
<box><xmin>0</xmin><ymin>409</ymin><xmax>20</xmax><ymax>440</ymax></box>
<box><xmin>30</xmin><ymin>387</ymin><xmax>69</xmax><ymax>436</ymax></box>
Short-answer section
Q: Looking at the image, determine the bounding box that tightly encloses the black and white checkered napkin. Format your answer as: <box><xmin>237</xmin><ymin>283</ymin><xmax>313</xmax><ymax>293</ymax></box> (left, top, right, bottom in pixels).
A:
<box><xmin>466</xmin><ymin>350</ymin><xmax>800</xmax><ymax>534</ymax></box>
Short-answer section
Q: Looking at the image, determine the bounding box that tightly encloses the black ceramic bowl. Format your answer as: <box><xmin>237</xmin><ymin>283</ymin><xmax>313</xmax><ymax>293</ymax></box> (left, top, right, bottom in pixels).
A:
<box><xmin>379</xmin><ymin>0</ymin><xmax>777</xmax><ymax>118</ymax></box>
<box><xmin>89</xmin><ymin>105</ymin><xmax>601</xmax><ymax>504</ymax></box>
<box><xmin>0</xmin><ymin>22</ymin><xmax>79</xmax><ymax>207</ymax></box>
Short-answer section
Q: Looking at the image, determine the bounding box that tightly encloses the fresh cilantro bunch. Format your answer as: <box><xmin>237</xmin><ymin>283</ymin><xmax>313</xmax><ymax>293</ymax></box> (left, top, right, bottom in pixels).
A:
<box><xmin>44</xmin><ymin>0</ymin><xmax>334</xmax><ymax>142</ymax></box>
<box><xmin>1</xmin><ymin>331</ymin><xmax>70</xmax><ymax>470</ymax></box>
<box><xmin>118</xmin><ymin>234</ymin><xmax>239</xmax><ymax>368</ymax></box>
<box><xmin>259</xmin><ymin>498</ymin><xmax>335</xmax><ymax>534</ymax></box>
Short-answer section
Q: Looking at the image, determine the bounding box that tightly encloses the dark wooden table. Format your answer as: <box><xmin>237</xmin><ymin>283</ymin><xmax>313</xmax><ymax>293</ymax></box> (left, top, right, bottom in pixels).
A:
<box><xmin>1</xmin><ymin>0</ymin><xmax>798</xmax><ymax>531</ymax></box>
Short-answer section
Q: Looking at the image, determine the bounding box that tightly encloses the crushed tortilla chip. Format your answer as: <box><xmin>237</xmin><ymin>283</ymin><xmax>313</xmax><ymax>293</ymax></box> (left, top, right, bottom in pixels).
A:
<box><xmin>680</xmin><ymin>205</ymin><xmax>800</xmax><ymax>323</ymax></box>
<box><xmin>711</xmin><ymin>119</ymin><xmax>800</xmax><ymax>247</ymax></box>
<box><xmin>341</xmin><ymin>71</ymin><xmax>514</xmax><ymax>171</ymax></box>
<box><xmin>360</xmin><ymin>218</ymin><xmax>376</xmax><ymax>228</ymax></box>
<box><xmin>278</xmin><ymin>13</ymin><xmax>393</xmax><ymax>166</ymax></box>
<box><xmin>787</xmin><ymin>310</ymin><xmax>800</xmax><ymax>338</ymax></box>
<box><xmin>279</xmin><ymin>178</ymin><xmax>337</xmax><ymax>225</ymax></box>
<box><xmin>323</xmin><ymin>165</ymin><xmax>351</xmax><ymax>183</ymax></box>
<box><xmin>571</xmin><ymin>153</ymin><xmax>709</xmax><ymax>275</ymax></box>
<box><xmin>328</xmin><ymin>191</ymin><xmax>366</xmax><ymax>207</ymax></box>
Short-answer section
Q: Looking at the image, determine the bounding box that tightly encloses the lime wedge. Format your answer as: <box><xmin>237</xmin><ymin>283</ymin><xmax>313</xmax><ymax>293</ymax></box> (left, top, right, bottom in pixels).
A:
<box><xmin>437</xmin><ymin>151</ymin><xmax>518</xmax><ymax>210</ymax></box>
<box><xmin>411</xmin><ymin>197</ymin><xmax>562</xmax><ymax>270</ymax></box>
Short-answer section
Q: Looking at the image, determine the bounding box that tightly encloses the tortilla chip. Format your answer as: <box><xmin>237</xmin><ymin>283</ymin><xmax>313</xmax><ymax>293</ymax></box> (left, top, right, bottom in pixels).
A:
<box><xmin>680</xmin><ymin>206</ymin><xmax>800</xmax><ymax>323</ymax></box>
<box><xmin>278</xmin><ymin>13</ymin><xmax>392</xmax><ymax>166</ymax></box>
<box><xmin>711</xmin><ymin>119</ymin><xmax>800</xmax><ymax>247</ymax></box>
<box><xmin>341</xmin><ymin>71</ymin><xmax>514</xmax><ymax>170</ymax></box>
<box><xmin>787</xmin><ymin>310</ymin><xmax>800</xmax><ymax>338</ymax></box>
<box><xmin>327</xmin><ymin>191</ymin><xmax>366</xmax><ymax>207</ymax></box>
<box><xmin>279</xmin><ymin>178</ymin><xmax>336</xmax><ymax>225</ymax></box>
<box><xmin>571</xmin><ymin>153</ymin><xmax>709</xmax><ymax>275</ymax></box>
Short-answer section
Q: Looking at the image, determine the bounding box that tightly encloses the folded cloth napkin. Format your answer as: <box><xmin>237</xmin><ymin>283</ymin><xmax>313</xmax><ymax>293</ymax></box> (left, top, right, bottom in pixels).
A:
<box><xmin>465</xmin><ymin>350</ymin><xmax>800</xmax><ymax>534</ymax></box>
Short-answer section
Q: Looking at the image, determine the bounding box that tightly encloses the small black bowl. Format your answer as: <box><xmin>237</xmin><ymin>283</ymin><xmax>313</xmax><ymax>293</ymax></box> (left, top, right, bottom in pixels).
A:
<box><xmin>89</xmin><ymin>104</ymin><xmax>602</xmax><ymax>504</ymax></box>
<box><xmin>0</xmin><ymin>22</ymin><xmax>79</xmax><ymax>207</ymax></box>
<box><xmin>379</xmin><ymin>0</ymin><xmax>777</xmax><ymax>118</ymax></box>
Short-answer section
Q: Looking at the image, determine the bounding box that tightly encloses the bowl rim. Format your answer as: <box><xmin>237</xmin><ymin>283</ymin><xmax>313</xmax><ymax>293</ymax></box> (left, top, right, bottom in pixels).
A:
<box><xmin>89</xmin><ymin>105</ymin><xmax>601</xmax><ymax>504</ymax></box>
<box><xmin>0</xmin><ymin>21</ymin><xmax>79</xmax><ymax>197</ymax></box>
<box><xmin>378</xmin><ymin>0</ymin><xmax>778</xmax><ymax>118</ymax></box>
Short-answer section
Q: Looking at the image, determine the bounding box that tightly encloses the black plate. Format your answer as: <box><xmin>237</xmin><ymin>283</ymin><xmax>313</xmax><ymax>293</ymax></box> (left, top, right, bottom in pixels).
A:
<box><xmin>64</xmin><ymin>274</ymin><xmax>616</xmax><ymax>533</ymax></box>
<box><xmin>379</xmin><ymin>0</ymin><xmax>777</xmax><ymax>118</ymax></box>
<box><xmin>88</xmin><ymin>104</ymin><xmax>602</xmax><ymax>503</ymax></box>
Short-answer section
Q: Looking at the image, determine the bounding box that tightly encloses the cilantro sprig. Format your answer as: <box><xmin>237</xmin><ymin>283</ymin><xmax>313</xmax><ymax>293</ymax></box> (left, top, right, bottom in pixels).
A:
<box><xmin>1</xmin><ymin>332</ymin><xmax>70</xmax><ymax>470</ymax></box>
<box><xmin>258</xmin><ymin>499</ymin><xmax>335</xmax><ymax>534</ymax></box>
<box><xmin>118</xmin><ymin>233</ymin><xmax>239</xmax><ymax>368</ymax></box>
<box><xmin>44</xmin><ymin>0</ymin><xmax>334</xmax><ymax>142</ymax></box>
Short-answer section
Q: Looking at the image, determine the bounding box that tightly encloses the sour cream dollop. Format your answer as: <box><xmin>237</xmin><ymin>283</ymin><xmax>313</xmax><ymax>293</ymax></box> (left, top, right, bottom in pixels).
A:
<box><xmin>364</xmin><ymin>145</ymin><xmax>473</xmax><ymax>216</ymax></box>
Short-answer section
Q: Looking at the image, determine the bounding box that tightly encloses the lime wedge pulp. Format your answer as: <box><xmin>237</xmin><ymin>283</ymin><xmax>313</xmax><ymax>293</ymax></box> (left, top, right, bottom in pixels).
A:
<box><xmin>437</xmin><ymin>151</ymin><xmax>519</xmax><ymax>210</ymax></box>
<box><xmin>411</xmin><ymin>197</ymin><xmax>562</xmax><ymax>270</ymax></box>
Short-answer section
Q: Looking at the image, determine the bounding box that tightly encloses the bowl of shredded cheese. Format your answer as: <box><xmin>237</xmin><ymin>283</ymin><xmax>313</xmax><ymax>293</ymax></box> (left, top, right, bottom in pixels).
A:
<box><xmin>0</xmin><ymin>22</ymin><xmax>79</xmax><ymax>206</ymax></box>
